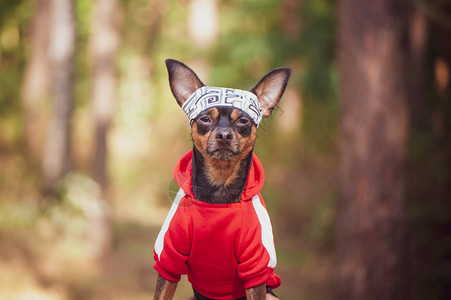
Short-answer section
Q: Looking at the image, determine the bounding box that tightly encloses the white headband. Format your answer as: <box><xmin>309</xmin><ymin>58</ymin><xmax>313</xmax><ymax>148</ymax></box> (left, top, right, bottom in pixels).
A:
<box><xmin>182</xmin><ymin>86</ymin><xmax>263</xmax><ymax>127</ymax></box>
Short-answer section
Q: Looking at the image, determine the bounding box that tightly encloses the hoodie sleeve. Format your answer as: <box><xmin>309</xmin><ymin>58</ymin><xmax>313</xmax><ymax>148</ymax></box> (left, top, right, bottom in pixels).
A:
<box><xmin>236</xmin><ymin>194</ymin><xmax>281</xmax><ymax>290</ymax></box>
<box><xmin>154</xmin><ymin>189</ymin><xmax>190</xmax><ymax>281</ymax></box>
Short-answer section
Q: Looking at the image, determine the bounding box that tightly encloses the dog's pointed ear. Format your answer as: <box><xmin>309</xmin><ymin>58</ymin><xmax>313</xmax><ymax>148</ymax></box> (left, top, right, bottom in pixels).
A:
<box><xmin>165</xmin><ymin>59</ymin><xmax>205</xmax><ymax>107</ymax></box>
<box><xmin>251</xmin><ymin>68</ymin><xmax>292</xmax><ymax>118</ymax></box>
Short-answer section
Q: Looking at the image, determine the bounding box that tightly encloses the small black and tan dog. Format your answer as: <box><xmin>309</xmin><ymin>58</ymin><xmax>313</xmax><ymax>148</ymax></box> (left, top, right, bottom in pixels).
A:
<box><xmin>153</xmin><ymin>59</ymin><xmax>291</xmax><ymax>300</ymax></box>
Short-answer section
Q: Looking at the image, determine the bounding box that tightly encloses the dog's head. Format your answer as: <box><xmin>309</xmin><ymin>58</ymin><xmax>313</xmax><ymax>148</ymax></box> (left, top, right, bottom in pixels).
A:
<box><xmin>166</xmin><ymin>59</ymin><xmax>291</xmax><ymax>161</ymax></box>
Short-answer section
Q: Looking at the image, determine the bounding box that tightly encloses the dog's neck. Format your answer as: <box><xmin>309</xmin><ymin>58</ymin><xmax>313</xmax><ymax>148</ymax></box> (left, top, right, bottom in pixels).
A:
<box><xmin>192</xmin><ymin>147</ymin><xmax>253</xmax><ymax>204</ymax></box>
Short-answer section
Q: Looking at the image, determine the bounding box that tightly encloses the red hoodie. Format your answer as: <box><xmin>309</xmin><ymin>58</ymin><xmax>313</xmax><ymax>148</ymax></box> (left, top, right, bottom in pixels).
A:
<box><xmin>154</xmin><ymin>150</ymin><xmax>281</xmax><ymax>299</ymax></box>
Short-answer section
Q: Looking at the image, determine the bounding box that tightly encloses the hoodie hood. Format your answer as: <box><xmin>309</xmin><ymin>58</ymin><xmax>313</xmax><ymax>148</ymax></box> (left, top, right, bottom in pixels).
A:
<box><xmin>173</xmin><ymin>150</ymin><xmax>265</xmax><ymax>201</ymax></box>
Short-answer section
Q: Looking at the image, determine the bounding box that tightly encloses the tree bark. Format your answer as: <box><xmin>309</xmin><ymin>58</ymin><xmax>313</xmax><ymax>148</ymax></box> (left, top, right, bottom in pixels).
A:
<box><xmin>21</xmin><ymin>0</ymin><xmax>51</xmax><ymax>161</ymax></box>
<box><xmin>43</xmin><ymin>0</ymin><xmax>75</xmax><ymax>194</ymax></box>
<box><xmin>336</xmin><ymin>0</ymin><xmax>408</xmax><ymax>299</ymax></box>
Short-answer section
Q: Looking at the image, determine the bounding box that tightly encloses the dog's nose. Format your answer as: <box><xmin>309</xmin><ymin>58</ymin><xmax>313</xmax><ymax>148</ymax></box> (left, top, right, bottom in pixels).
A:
<box><xmin>216</xmin><ymin>129</ymin><xmax>233</xmax><ymax>142</ymax></box>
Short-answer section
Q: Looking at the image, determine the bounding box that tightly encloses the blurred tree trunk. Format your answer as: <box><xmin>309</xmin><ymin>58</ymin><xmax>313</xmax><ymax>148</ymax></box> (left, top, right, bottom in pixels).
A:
<box><xmin>86</xmin><ymin>0</ymin><xmax>121</xmax><ymax>258</ymax></box>
<box><xmin>146</xmin><ymin>0</ymin><xmax>166</xmax><ymax>49</ymax></box>
<box><xmin>187</xmin><ymin>0</ymin><xmax>218</xmax><ymax>79</ymax></box>
<box><xmin>90</xmin><ymin>0</ymin><xmax>120</xmax><ymax>191</ymax></box>
<box><xmin>281</xmin><ymin>0</ymin><xmax>301</xmax><ymax>40</ymax></box>
<box><xmin>43</xmin><ymin>0</ymin><xmax>75</xmax><ymax>194</ymax></box>
<box><xmin>406</xmin><ymin>6</ymin><xmax>428</xmax><ymax>299</ymax></box>
<box><xmin>21</xmin><ymin>0</ymin><xmax>51</xmax><ymax>161</ymax></box>
<box><xmin>336</xmin><ymin>0</ymin><xmax>408</xmax><ymax>299</ymax></box>
<box><xmin>188</xmin><ymin>0</ymin><xmax>217</xmax><ymax>49</ymax></box>
<box><xmin>408</xmin><ymin>7</ymin><xmax>428</xmax><ymax>123</ymax></box>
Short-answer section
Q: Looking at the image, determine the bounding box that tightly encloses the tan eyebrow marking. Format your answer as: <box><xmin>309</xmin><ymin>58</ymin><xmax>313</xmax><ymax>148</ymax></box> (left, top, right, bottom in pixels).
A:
<box><xmin>230</xmin><ymin>109</ymin><xmax>241</xmax><ymax>122</ymax></box>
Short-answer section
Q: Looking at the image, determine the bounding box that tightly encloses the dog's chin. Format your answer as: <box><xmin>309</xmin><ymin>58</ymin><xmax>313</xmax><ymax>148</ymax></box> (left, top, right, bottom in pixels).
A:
<box><xmin>207</xmin><ymin>149</ymin><xmax>239</xmax><ymax>160</ymax></box>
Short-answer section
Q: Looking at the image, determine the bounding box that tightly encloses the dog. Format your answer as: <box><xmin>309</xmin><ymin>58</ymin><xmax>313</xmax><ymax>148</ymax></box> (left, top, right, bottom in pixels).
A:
<box><xmin>153</xmin><ymin>59</ymin><xmax>291</xmax><ymax>300</ymax></box>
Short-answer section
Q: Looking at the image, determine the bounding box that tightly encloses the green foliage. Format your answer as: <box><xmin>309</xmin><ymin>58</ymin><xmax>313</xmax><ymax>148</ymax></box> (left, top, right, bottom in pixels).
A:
<box><xmin>0</xmin><ymin>0</ymin><xmax>25</xmax><ymax>29</ymax></box>
<box><xmin>297</xmin><ymin>0</ymin><xmax>335</xmax><ymax>101</ymax></box>
<box><xmin>0</xmin><ymin>0</ymin><xmax>31</xmax><ymax>117</ymax></box>
<box><xmin>210</xmin><ymin>0</ymin><xmax>282</xmax><ymax>87</ymax></box>
<box><xmin>73</xmin><ymin>0</ymin><xmax>92</xmax><ymax>109</ymax></box>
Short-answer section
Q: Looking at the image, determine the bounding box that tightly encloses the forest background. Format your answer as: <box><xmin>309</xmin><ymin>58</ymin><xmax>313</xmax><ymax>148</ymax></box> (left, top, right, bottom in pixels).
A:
<box><xmin>0</xmin><ymin>0</ymin><xmax>450</xmax><ymax>299</ymax></box>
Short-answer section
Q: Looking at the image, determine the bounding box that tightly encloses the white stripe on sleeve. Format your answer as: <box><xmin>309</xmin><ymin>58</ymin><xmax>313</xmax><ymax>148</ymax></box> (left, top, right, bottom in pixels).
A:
<box><xmin>251</xmin><ymin>194</ymin><xmax>277</xmax><ymax>268</ymax></box>
<box><xmin>154</xmin><ymin>188</ymin><xmax>186</xmax><ymax>260</ymax></box>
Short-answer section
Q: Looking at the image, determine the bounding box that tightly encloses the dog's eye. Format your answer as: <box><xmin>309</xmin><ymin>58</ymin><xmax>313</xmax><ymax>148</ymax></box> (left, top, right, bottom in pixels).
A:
<box><xmin>199</xmin><ymin>116</ymin><xmax>211</xmax><ymax>123</ymax></box>
<box><xmin>237</xmin><ymin>118</ymin><xmax>250</xmax><ymax>125</ymax></box>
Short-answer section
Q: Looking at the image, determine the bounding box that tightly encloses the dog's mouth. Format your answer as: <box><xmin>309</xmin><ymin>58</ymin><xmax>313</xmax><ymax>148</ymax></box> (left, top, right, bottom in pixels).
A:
<box><xmin>207</xmin><ymin>148</ymin><xmax>240</xmax><ymax>160</ymax></box>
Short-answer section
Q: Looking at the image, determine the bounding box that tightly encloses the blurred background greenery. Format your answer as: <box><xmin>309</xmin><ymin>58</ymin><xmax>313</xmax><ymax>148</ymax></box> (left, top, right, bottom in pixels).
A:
<box><xmin>0</xmin><ymin>0</ymin><xmax>450</xmax><ymax>299</ymax></box>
